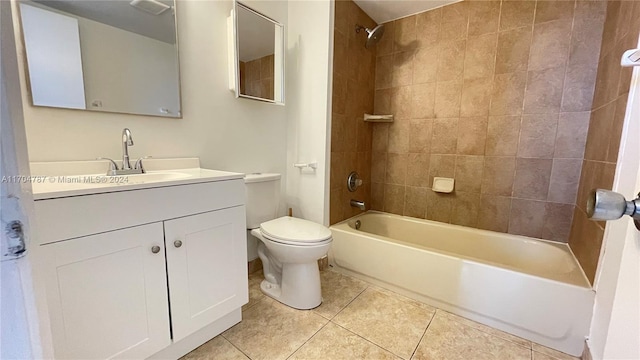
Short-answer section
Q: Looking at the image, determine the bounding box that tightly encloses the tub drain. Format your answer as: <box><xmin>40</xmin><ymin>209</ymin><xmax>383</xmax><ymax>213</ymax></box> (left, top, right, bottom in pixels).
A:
<box><xmin>355</xmin><ymin>220</ymin><xmax>361</xmax><ymax>229</ymax></box>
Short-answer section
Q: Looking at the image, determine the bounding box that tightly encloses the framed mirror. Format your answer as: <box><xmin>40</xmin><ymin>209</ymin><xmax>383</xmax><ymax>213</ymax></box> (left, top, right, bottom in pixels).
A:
<box><xmin>18</xmin><ymin>0</ymin><xmax>182</xmax><ymax>117</ymax></box>
<box><xmin>230</xmin><ymin>2</ymin><xmax>284</xmax><ymax>104</ymax></box>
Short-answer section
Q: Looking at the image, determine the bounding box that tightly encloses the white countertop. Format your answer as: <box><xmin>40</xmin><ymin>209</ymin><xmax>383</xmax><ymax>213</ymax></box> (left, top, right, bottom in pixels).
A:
<box><xmin>30</xmin><ymin>158</ymin><xmax>245</xmax><ymax>200</ymax></box>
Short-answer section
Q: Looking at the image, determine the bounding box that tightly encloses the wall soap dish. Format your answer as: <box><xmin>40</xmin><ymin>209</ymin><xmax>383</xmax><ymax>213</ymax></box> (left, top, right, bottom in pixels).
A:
<box><xmin>432</xmin><ymin>177</ymin><xmax>454</xmax><ymax>193</ymax></box>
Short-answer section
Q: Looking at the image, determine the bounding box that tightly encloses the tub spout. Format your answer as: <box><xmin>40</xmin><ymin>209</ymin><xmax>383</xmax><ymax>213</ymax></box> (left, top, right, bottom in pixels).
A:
<box><xmin>350</xmin><ymin>199</ymin><xmax>366</xmax><ymax>211</ymax></box>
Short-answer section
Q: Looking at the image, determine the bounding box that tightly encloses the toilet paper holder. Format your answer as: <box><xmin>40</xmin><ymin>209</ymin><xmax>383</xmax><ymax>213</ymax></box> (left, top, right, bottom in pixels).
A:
<box><xmin>293</xmin><ymin>162</ymin><xmax>318</xmax><ymax>170</ymax></box>
<box><xmin>587</xmin><ymin>189</ymin><xmax>640</xmax><ymax>230</ymax></box>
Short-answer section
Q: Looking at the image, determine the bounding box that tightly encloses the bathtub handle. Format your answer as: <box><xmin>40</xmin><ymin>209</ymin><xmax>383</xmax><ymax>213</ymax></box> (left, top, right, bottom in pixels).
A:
<box><xmin>347</xmin><ymin>172</ymin><xmax>363</xmax><ymax>192</ymax></box>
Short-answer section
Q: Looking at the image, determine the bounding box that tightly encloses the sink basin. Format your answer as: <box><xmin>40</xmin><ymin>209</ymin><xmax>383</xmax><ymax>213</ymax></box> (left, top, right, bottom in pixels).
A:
<box><xmin>112</xmin><ymin>171</ymin><xmax>191</xmax><ymax>184</ymax></box>
<box><xmin>30</xmin><ymin>158</ymin><xmax>245</xmax><ymax>200</ymax></box>
<box><xmin>31</xmin><ymin>171</ymin><xmax>191</xmax><ymax>195</ymax></box>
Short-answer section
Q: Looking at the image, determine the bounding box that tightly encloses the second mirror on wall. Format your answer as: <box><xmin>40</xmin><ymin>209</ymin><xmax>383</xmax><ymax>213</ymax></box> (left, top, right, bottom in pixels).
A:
<box><xmin>230</xmin><ymin>2</ymin><xmax>284</xmax><ymax>104</ymax></box>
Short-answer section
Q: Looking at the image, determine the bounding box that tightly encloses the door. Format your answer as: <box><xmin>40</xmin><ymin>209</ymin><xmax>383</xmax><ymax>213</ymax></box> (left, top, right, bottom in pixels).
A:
<box><xmin>1</xmin><ymin>0</ymin><xmax>53</xmax><ymax>357</ymax></box>
<box><xmin>41</xmin><ymin>223</ymin><xmax>171</xmax><ymax>359</ymax></box>
<box><xmin>164</xmin><ymin>206</ymin><xmax>248</xmax><ymax>342</ymax></box>
<box><xmin>588</xmin><ymin>39</ymin><xmax>640</xmax><ymax>359</ymax></box>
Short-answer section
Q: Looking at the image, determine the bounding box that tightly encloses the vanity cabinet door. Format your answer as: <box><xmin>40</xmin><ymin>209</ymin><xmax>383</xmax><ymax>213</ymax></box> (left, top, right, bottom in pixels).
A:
<box><xmin>164</xmin><ymin>206</ymin><xmax>248</xmax><ymax>341</ymax></box>
<box><xmin>40</xmin><ymin>223</ymin><xmax>171</xmax><ymax>359</ymax></box>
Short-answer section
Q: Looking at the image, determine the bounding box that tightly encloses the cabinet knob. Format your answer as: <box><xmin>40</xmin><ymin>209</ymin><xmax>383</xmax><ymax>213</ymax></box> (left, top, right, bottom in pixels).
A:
<box><xmin>174</xmin><ymin>240</ymin><xmax>183</xmax><ymax>248</ymax></box>
<box><xmin>151</xmin><ymin>245</ymin><xmax>161</xmax><ymax>254</ymax></box>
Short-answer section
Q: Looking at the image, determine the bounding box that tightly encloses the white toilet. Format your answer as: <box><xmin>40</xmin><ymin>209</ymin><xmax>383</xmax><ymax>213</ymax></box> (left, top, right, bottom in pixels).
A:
<box><xmin>245</xmin><ymin>173</ymin><xmax>332</xmax><ymax>309</ymax></box>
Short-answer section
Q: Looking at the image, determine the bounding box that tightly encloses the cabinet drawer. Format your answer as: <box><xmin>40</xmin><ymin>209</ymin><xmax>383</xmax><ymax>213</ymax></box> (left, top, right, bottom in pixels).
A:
<box><xmin>34</xmin><ymin>179</ymin><xmax>244</xmax><ymax>245</ymax></box>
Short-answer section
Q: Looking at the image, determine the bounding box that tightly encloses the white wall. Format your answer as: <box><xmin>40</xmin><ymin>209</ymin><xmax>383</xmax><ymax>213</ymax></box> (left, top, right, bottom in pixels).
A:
<box><xmin>13</xmin><ymin>0</ymin><xmax>288</xmax><ymax>179</ymax></box>
<box><xmin>78</xmin><ymin>16</ymin><xmax>180</xmax><ymax>116</ymax></box>
<box><xmin>588</xmin><ymin>46</ymin><xmax>640</xmax><ymax>360</ymax></box>
<box><xmin>285</xmin><ymin>0</ymin><xmax>333</xmax><ymax>225</ymax></box>
<box><xmin>15</xmin><ymin>0</ymin><xmax>334</xmax><ymax>226</ymax></box>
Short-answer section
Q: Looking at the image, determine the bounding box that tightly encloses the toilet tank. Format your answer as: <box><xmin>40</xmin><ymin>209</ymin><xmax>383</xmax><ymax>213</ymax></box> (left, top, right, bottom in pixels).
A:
<box><xmin>244</xmin><ymin>173</ymin><xmax>281</xmax><ymax>229</ymax></box>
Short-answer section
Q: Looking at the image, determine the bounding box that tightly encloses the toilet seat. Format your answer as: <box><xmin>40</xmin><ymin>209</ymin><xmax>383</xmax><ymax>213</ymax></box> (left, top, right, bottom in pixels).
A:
<box><xmin>260</xmin><ymin>216</ymin><xmax>332</xmax><ymax>246</ymax></box>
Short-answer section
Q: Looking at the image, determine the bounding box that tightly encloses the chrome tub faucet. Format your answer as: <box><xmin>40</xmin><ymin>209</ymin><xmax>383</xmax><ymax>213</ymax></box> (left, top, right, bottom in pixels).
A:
<box><xmin>350</xmin><ymin>199</ymin><xmax>366</xmax><ymax>211</ymax></box>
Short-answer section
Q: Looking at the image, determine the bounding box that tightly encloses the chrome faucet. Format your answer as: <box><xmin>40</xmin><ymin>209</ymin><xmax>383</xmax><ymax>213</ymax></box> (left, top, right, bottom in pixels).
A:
<box><xmin>350</xmin><ymin>199</ymin><xmax>366</xmax><ymax>211</ymax></box>
<box><xmin>122</xmin><ymin>128</ymin><xmax>134</xmax><ymax>170</ymax></box>
<box><xmin>97</xmin><ymin>128</ymin><xmax>147</xmax><ymax>176</ymax></box>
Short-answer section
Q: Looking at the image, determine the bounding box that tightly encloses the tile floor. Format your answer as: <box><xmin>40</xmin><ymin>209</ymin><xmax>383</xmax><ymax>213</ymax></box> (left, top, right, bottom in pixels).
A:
<box><xmin>182</xmin><ymin>269</ymin><xmax>581</xmax><ymax>360</ymax></box>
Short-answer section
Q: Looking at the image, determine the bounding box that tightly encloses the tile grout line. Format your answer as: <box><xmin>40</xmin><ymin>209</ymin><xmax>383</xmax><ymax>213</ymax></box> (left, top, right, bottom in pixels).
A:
<box><xmin>408</xmin><ymin>307</ymin><xmax>438</xmax><ymax>359</ymax></box>
<box><xmin>438</xmin><ymin>309</ymin><xmax>533</xmax><ymax>351</ymax></box>
<box><xmin>330</xmin><ymin>320</ymin><xmax>406</xmax><ymax>359</ymax></box>
<box><xmin>333</xmin><ymin>283</ymin><xmax>439</xmax><ymax>359</ymax></box>
<box><xmin>220</xmin><ymin>327</ymin><xmax>256</xmax><ymax>360</ymax></box>
<box><xmin>509</xmin><ymin>0</ymin><xmax>541</xmax><ymax>234</ymax></box>
<box><xmin>325</xmin><ymin>281</ymin><xmax>371</xmax><ymax>320</ymax></box>
<box><xmin>286</xmin><ymin>274</ymin><xmax>372</xmax><ymax>359</ymax></box>
<box><xmin>284</xmin><ymin>318</ymin><xmax>332</xmax><ymax>360</ymax></box>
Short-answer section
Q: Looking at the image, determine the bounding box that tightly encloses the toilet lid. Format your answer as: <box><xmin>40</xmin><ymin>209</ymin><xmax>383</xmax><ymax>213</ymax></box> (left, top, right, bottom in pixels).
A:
<box><xmin>260</xmin><ymin>216</ymin><xmax>332</xmax><ymax>244</ymax></box>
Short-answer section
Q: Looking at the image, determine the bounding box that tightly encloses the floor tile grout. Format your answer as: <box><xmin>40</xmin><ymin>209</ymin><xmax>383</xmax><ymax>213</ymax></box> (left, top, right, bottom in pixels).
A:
<box><xmin>210</xmin><ymin>269</ymin><xmax>576</xmax><ymax>360</ymax></box>
<box><xmin>329</xmin><ymin>321</ymin><xmax>406</xmax><ymax>360</ymax></box>
<box><xmin>322</xmin><ymin>281</ymin><xmax>371</xmax><ymax>321</ymax></box>
<box><xmin>436</xmin><ymin>308</ymin><xmax>533</xmax><ymax>350</ymax></box>
<box><xmin>408</xmin><ymin>308</ymin><xmax>437</xmax><ymax>360</ymax></box>
<box><xmin>284</xmin><ymin>318</ymin><xmax>332</xmax><ymax>360</ymax></box>
<box><xmin>220</xmin><ymin>331</ymin><xmax>254</xmax><ymax>360</ymax></box>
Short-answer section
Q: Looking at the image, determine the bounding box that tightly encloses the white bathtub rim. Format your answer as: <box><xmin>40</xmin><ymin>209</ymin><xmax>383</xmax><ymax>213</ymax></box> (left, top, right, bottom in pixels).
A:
<box><xmin>337</xmin><ymin>210</ymin><xmax>581</xmax><ymax>252</ymax></box>
<box><xmin>331</xmin><ymin>224</ymin><xmax>591</xmax><ymax>291</ymax></box>
<box><xmin>327</xmin><ymin>262</ymin><xmax>589</xmax><ymax>357</ymax></box>
<box><xmin>332</xmin><ymin>211</ymin><xmax>592</xmax><ymax>289</ymax></box>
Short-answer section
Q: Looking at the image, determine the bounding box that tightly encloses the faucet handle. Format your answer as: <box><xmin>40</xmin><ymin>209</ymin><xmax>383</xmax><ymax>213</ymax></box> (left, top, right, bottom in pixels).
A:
<box><xmin>97</xmin><ymin>157</ymin><xmax>119</xmax><ymax>175</ymax></box>
<box><xmin>134</xmin><ymin>156</ymin><xmax>152</xmax><ymax>173</ymax></box>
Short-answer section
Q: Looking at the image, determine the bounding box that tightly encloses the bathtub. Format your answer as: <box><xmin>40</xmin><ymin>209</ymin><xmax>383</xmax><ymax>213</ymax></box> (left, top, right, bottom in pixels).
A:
<box><xmin>329</xmin><ymin>211</ymin><xmax>594</xmax><ymax>356</ymax></box>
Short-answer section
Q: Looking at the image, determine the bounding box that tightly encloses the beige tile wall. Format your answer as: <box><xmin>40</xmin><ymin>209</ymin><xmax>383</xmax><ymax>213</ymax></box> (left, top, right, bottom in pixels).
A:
<box><xmin>241</xmin><ymin>54</ymin><xmax>275</xmax><ymax>100</ymax></box>
<box><xmin>369</xmin><ymin>0</ymin><xmax>606</xmax><ymax>242</ymax></box>
<box><xmin>569</xmin><ymin>1</ymin><xmax>640</xmax><ymax>284</ymax></box>
<box><xmin>330</xmin><ymin>0</ymin><xmax>376</xmax><ymax>225</ymax></box>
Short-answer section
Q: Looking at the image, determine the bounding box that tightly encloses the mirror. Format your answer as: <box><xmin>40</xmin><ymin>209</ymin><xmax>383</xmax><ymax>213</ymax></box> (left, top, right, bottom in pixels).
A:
<box><xmin>19</xmin><ymin>0</ymin><xmax>181</xmax><ymax>117</ymax></box>
<box><xmin>232</xmin><ymin>2</ymin><xmax>284</xmax><ymax>104</ymax></box>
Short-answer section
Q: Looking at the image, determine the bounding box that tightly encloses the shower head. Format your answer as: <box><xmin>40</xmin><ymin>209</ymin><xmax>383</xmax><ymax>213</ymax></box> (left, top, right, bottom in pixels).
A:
<box><xmin>355</xmin><ymin>24</ymin><xmax>385</xmax><ymax>49</ymax></box>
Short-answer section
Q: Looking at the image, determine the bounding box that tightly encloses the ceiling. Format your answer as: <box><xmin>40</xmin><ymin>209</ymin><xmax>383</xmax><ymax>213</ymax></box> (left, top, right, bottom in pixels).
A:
<box><xmin>354</xmin><ymin>0</ymin><xmax>460</xmax><ymax>24</ymax></box>
<box><xmin>32</xmin><ymin>0</ymin><xmax>176</xmax><ymax>44</ymax></box>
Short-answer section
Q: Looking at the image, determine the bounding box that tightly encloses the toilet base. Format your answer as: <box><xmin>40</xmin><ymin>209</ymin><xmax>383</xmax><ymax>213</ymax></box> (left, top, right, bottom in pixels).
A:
<box><xmin>260</xmin><ymin>262</ymin><xmax>323</xmax><ymax>310</ymax></box>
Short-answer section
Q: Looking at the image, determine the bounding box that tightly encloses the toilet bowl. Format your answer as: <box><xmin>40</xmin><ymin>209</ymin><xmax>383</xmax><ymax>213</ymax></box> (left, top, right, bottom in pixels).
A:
<box><xmin>244</xmin><ymin>173</ymin><xmax>332</xmax><ymax>310</ymax></box>
<box><xmin>251</xmin><ymin>216</ymin><xmax>332</xmax><ymax>309</ymax></box>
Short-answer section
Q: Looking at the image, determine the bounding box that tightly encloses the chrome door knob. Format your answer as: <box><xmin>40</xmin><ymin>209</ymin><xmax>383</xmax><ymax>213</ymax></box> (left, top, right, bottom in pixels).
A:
<box><xmin>587</xmin><ymin>189</ymin><xmax>632</xmax><ymax>220</ymax></box>
<box><xmin>174</xmin><ymin>240</ymin><xmax>183</xmax><ymax>248</ymax></box>
<box><xmin>587</xmin><ymin>189</ymin><xmax>640</xmax><ymax>230</ymax></box>
<box><xmin>151</xmin><ymin>245</ymin><xmax>161</xmax><ymax>254</ymax></box>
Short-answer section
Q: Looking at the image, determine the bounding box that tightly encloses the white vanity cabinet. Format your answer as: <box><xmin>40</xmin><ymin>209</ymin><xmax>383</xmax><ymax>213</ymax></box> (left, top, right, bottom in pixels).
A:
<box><xmin>40</xmin><ymin>223</ymin><xmax>172</xmax><ymax>359</ymax></box>
<box><xmin>164</xmin><ymin>207</ymin><xmax>246</xmax><ymax>342</ymax></box>
<box><xmin>34</xmin><ymin>176</ymin><xmax>248</xmax><ymax>359</ymax></box>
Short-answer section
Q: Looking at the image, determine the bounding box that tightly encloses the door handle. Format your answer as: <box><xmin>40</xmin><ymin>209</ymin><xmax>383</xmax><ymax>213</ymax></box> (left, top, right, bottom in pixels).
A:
<box><xmin>587</xmin><ymin>189</ymin><xmax>640</xmax><ymax>229</ymax></box>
